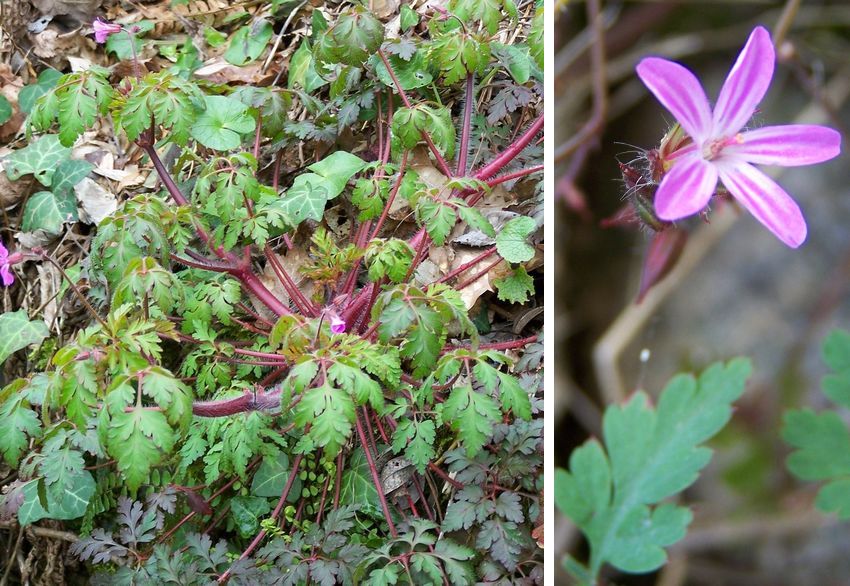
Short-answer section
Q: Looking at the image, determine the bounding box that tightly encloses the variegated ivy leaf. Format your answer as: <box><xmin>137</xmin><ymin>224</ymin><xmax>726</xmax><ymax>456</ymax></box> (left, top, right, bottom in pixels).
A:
<box><xmin>4</xmin><ymin>134</ymin><xmax>71</xmax><ymax>186</ymax></box>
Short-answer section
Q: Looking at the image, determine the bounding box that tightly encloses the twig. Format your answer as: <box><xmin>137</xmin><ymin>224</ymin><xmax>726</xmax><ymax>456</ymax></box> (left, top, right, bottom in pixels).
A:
<box><xmin>554</xmin><ymin>0</ymin><xmax>607</xmax><ymax>163</ymax></box>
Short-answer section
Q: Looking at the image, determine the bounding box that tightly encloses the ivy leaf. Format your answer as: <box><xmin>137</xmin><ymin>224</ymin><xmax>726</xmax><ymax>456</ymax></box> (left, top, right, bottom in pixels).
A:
<box><xmin>230</xmin><ymin>496</ymin><xmax>271</xmax><ymax>538</ymax></box>
<box><xmin>288</xmin><ymin>40</ymin><xmax>327</xmax><ymax>93</ymax></box>
<box><xmin>372</xmin><ymin>50</ymin><xmax>433</xmax><ymax>90</ymax></box>
<box><xmin>224</xmin><ymin>20</ymin><xmax>273</xmax><ymax>66</ymax></box>
<box><xmin>22</xmin><ymin>191</ymin><xmax>78</xmax><ymax>234</ymax></box>
<box><xmin>191</xmin><ymin>96</ymin><xmax>256</xmax><ymax>151</ymax></box>
<box><xmin>495</xmin><ymin>216</ymin><xmax>536</xmax><ymax>263</ymax></box>
<box><xmin>400</xmin><ymin>4</ymin><xmax>420</xmax><ymax>31</ymax></box>
<box><xmin>18</xmin><ymin>472</ymin><xmax>95</xmax><ymax>524</ymax></box>
<box><xmin>4</xmin><ymin>134</ymin><xmax>70</xmax><ymax>185</ymax></box>
<box><xmin>308</xmin><ymin>151</ymin><xmax>368</xmax><ymax>198</ymax></box>
<box><xmin>0</xmin><ymin>310</ymin><xmax>49</xmax><ymax>365</ymax></box>
<box><xmin>251</xmin><ymin>453</ymin><xmax>300</xmax><ymax>498</ymax></box>
<box><xmin>0</xmin><ymin>96</ymin><xmax>10</xmax><ymax>125</ymax></box>
<box><xmin>51</xmin><ymin>159</ymin><xmax>94</xmax><ymax>197</ymax></box>
<box><xmin>339</xmin><ymin>447</ymin><xmax>381</xmax><ymax>517</ymax></box>
<box><xmin>441</xmin><ymin>384</ymin><xmax>500</xmax><ymax>457</ymax></box>
<box><xmin>18</xmin><ymin>68</ymin><xmax>62</xmax><ymax>114</ymax></box>
<box><xmin>556</xmin><ymin>358</ymin><xmax>751</xmax><ymax>579</ymax></box>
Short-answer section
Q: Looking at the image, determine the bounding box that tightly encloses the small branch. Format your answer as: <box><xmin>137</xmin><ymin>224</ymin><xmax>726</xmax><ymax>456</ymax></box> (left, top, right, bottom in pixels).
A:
<box><xmin>454</xmin><ymin>256</ymin><xmax>503</xmax><ymax>291</ymax></box>
<box><xmin>554</xmin><ymin>0</ymin><xmax>606</xmax><ymax>163</ymax></box>
<box><xmin>437</xmin><ymin>247</ymin><xmax>497</xmax><ymax>284</ymax></box>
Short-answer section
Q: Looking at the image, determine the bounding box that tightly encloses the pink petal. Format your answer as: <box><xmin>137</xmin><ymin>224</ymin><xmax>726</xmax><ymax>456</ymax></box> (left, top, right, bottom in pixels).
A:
<box><xmin>653</xmin><ymin>153</ymin><xmax>719</xmax><ymax>220</ymax></box>
<box><xmin>716</xmin><ymin>160</ymin><xmax>807</xmax><ymax>248</ymax></box>
<box><xmin>0</xmin><ymin>265</ymin><xmax>13</xmax><ymax>287</ymax></box>
<box><xmin>330</xmin><ymin>317</ymin><xmax>346</xmax><ymax>334</ymax></box>
<box><xmin>712</xmin><ymin>26</ymin><xmax>775</xmax><ymax>136</ymax></box>
<box><xmin>636</xmin><ymin>58</ymin><xmax>713</xmax><ymax>143</ymax></box>
<box><xmin>727</xmin><ymin>125</ymin><xmax>842</xmax><ymax>167</ymax></box>
<box><xmin>0</xmin><ymin>241</ymin><xmax>7</xmax><ymax>261</ymax></box>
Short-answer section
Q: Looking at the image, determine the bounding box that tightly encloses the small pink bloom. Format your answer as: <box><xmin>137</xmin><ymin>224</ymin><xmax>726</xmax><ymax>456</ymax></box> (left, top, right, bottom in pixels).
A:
<box><xmin>330</xmin><ymin>315</ymin><xmax>346</xmax><ymax>334</ymax></box>
<box><xmin>636</xmin><ymin>26</ymin><xmax>841</xmax><ymax>248</ymax></box>
<box><xmin>0</xmin><ymin>242</ymin><xmax>15</xmax><ymax>287</ymax></box>
<box><xmin>92</xmin><ymin>18</ymin><xmax>122</xmax><ymax>44</ymax></box>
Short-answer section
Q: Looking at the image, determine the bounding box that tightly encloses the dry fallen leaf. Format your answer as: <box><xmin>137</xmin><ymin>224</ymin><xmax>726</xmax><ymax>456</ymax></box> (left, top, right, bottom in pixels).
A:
<box><xmin>75</xmin><ymin>177</ymin><xmax>117</xmax><ymax>225</ymax></box>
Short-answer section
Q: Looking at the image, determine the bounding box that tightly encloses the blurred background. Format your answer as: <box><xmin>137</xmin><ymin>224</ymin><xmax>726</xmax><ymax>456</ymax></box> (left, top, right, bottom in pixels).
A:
<box><xmin>555</xmin><ymin>1</ymin><xmax>850</xmax><ymax>584</ymax></box>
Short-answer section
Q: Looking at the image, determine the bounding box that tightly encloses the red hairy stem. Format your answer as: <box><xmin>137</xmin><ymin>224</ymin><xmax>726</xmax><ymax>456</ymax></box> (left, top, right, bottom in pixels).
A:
<box><xmin>456</xmin><ymin>74</ymin><xmax>475</xmax><ymax>176</ymax></box>
<box><xmin>218</xmin><ymin>454</ymin><xmax>304</xmax><ymax>583</ymax></box>
<box><xmin>233</xmin><ymin>348</ymin><xmax>288</xmax><ymax>361</ymax></box>
<box><xmin>263</xmin><ymin>244</ymin><xmax>317</xmax><ymax>316</ymax></box>
<box><xmin>437</xmin><ymin>247</ymin><xmax>497</xmax><ymax>284</ymax></box>
<box><xmin>369</xmin><ymin>151</ymin><xmax>409</xmax><ymax>241</ymax></box>
<box><xmin>373</xmin><ymin>407</ymin><xmax>390</xmax><ymax>444</ymax></box>
<box><xmin>442</xmin><ymin>335</ymin><xmax>538</xmax><ymax>354</ymax></box>
<box><xmin>454</xmin><ymin>256</ymin><xmax>503</xmax><ymax>291</ymax></box>
<box><xmin>144</xmin><ymin>142</ymin><xmax>291</xmax><ymax>318</ymax></box>
<box><xmin>358</xmin><ymin>280</ymin><xmax>384</xmax><ymax>334</ymax></box>
<box><xmin>362</xmin><ymin>407</ymin><xmax>379</xmax><ymax>455</ymax></box>
<box><xmin>428</xmin><ymin>463</ymin><xmax>463</xmax><ymax>489</ymax></box>
<box><xmin>229</xmin><ymin>316</ymin><xmax>269</xmax><ymax>336</ymax></box>
<box><xmin>472</xmin><ymin>115</ymin><xmax>544</xmax><ymax>181</ymax></box>
<box><xmin>377</xmin><ymin>50</ymin><xmax>453</xmax><ymax>178</ymax></box>
<box><xmin>236</xmin><ymin>302</ymin><xmax>276</xmax><ymax>328</ymax></box>
<box><xmin>377</xmin><ymin>90</ymin><xmax>384</xmax><ymax>163</ymax></box>
<box><xmin>233</xmin><ymin>267</ymin><xmax>291</xmax><ymax>317</ymax></box>
<box><xmin>466</xmin><ymin>164</ymin><xmax>545</xmax><ymax>208</ymax></box>
<box><xmin>191</xmin><ymin>389</ymin><xmax>282</xmax><ymax>417</ymax></box>
<box><xmin>171</xmin><ymin>252</ymin><xmax>240</xmax><ymax>273</ymax></box>
<box><xmin>410</xmin><ymin>476</ymin><xmax>435</xmax><ymax>522</ymax></box>
<box><xmin>354</xmin><ymin>415</ymin><xmax>398</xmax><ymax>537</ymax></box>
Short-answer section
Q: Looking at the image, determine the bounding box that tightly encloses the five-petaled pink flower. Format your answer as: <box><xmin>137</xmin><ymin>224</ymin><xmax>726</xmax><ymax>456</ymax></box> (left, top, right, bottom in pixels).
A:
<box><xmin>0</xmin><ymin>242</ymin><xmax>16</xmax><ymax>287</ymax></box>
<box><xmin>330</xmin><ymin>315</ymin><xmax>346</xmax><ymax>334</ymax></box>
<box><xmin>92</xmin><ymin>18</ymin><xmax>122</xmax><ymax>44</ymax></box>
<box><xmin>636</xmin><ymin>26</ymin><xmax>841</xmax><ymax>248</ymax></box>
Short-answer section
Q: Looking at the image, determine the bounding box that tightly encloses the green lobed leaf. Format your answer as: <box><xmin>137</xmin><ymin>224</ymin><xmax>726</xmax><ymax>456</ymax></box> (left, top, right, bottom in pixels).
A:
<box><xmin>442</xmin><ymin>384</ymin><xmax>500</xmax><ymax>457</ymax></box>
<box><xmin>372</xmin><ymin>50</ymin><xmax>433</xmax><ymax>90</ymax></box>
<box><xmin>556</xmin><ymin>358</ymin><xmax>751</xmax><ymax>579</ymax></box>
<box><xmin>493</xmin><ymin>266</ymin><xmax>534</xmax><ymax>304</ymax></box>
<box><xmin>106</xmin><ymin>407</ymin><xmax>176</xmax><ymax>493</ymax></box>
<box><xmin>0</xmin><ymin>395</ymin><xmax>42</xmax><ymax>467</ymax></box>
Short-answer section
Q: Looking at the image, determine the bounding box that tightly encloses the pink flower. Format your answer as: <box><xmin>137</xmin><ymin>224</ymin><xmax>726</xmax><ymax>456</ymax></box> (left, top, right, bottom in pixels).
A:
<box><xmin>330</xmin><ymin>315</ymin><xmax>346</xmax><ymax>334</ymax></box>
<box><xmin>92</xmin><ymin>18</ymin><xmax>122</xmax><ymax>44</ymax></box>
<box><xmin>636</xmin><ymin>26</ymin><xmax>841</xmax><ymax>248</ymax></box>
<box><xmin>0</xmin><ymin>242</ymin><xmax>15</xmax><ymax>286</ymax></box>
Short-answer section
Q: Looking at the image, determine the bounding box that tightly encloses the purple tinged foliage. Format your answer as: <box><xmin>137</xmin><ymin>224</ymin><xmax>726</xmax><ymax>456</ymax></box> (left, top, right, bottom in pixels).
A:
<box><xmin>636</xmin><ymin>26</ymin><xmax>841</xmax><ymax>247</ymax></box>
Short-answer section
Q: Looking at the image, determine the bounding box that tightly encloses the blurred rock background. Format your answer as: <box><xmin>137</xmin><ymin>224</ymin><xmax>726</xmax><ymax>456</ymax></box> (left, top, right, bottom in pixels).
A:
<box><xmin>555</xmin><ymin>1</ymin><xmax>850</xmax><ymax>584</ymax></box>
